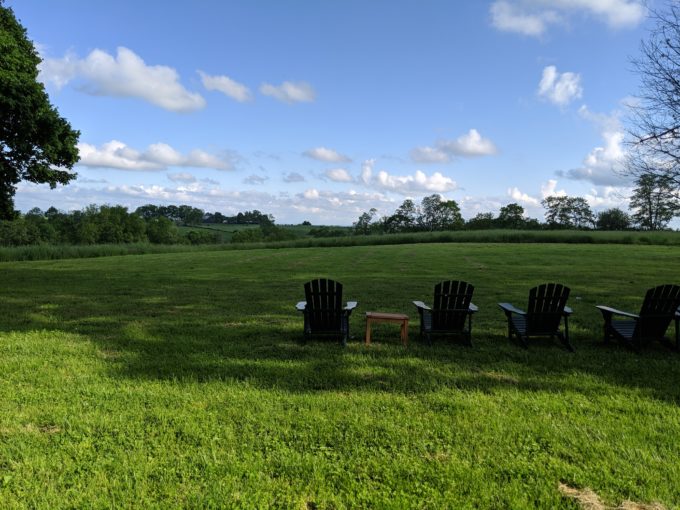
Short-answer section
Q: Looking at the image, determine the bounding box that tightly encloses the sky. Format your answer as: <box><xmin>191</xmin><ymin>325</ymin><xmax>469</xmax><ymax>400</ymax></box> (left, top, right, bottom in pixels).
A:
<box><xmin>7</xmin><ymin>0</ymin><xmax>658</xmax><ymax>225</ymax></box>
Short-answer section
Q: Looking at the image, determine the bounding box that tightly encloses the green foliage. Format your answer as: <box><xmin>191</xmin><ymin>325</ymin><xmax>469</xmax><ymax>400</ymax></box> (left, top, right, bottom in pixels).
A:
<box><xmin>0</xmin><ymin>3</ymin><xmax>80</xmax><ymax>219</ymax></box>
<box><xmin>231</xmin><ymin>224</ymin><xmax>298</xmax><ymax>243</ymax></box>
<box><xmin>542</xmin><ymin>196</ymin><xmax>595</xmax><ymax>229</ymax></box>
<box><xmin>497</xmin><ymin>203</ymin><xmax>526</xmax><ymax>229</ymax></box>
<box><xmin>1</xmin><ymin>244</ymin><xmax>680</xmax><ymax>507</ymax></box>
<box><xmin>596</xmin><ymin>208</ymin><xmax>631</xmax><ymax>231</ymax></box>
<box><xmin>630</xmin><ymin>173</ymin><xmax>679</xmax><ymax>230</ymax></box>
<box><xmin>145</xmin><ymin>216</ymin><xmax>182</xmax><ymax>244</ymax></box>
<box><xmin>308</xmin><ymin>226</ymin><xmax>349</xmax><ymax>238</ymax></box>
<box><xmin>186</xmin><ymin>229</ymin><xmax>220</xmax><ymax>245</ymax></box>
<box><xmin>465</xmin><ymin>212</ymin><xmax>496</xmax><ymax>230</ymax></box>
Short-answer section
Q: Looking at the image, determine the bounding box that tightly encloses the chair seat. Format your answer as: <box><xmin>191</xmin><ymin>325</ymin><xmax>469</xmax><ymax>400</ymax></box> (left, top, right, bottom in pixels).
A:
<box><xmin>610</xmin><ymin>320</ymin><xmax>636</xmax><ymax>339</ymax></box>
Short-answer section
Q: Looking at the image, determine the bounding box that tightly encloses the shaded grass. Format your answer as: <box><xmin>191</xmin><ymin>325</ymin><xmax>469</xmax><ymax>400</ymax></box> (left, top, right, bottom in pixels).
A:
<box><xmin>1</xmin><ymin>243</ymin><xmax>680</xmax><ymax>508</ymax></box>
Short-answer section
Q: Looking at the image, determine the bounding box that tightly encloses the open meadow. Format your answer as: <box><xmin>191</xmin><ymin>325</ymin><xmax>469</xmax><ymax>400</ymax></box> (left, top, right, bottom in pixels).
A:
<box><xmin>1</xmin><ymin>242</ymin><xmax>680</xmax><ymax>508</ymax></box>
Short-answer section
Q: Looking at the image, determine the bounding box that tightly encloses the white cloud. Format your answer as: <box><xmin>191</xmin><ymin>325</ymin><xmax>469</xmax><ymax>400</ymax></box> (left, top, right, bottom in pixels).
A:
<box><xmin>303</xmin><ymin>147</ymin><xmax>351</xmax><ymax>162</ymax></box>
<box><xmin>168</xmin><ymin>172</ymin><xmax>197</xmax><ymax>183</ymax></box>
<box><xmin>325</xmin><ymin>168</ymin><xmax>353</xmax><ymax>182</ymax></box>
<box><xmin>439</xmin><ymin>129</ymin><xmax>499</xmax><ymax>157</ymax></box>
<box><xmin>584</xmin><ymin>186</ymin><xmax>631</xmax><ymax>210</ymax></box>
<box><xmin>490</xmin><ymin>1</ymin><xmax>558</xmax><ymax>36</ymax></box>
<box><xmin>410</xmin><ymin>146</ymin><xmax>450</xmax><ymax>164</ymax></box>
<box><xmin>507</xmin><ymin>187</ymin><xmax>541</xmax><ymax>207</ymax></box>
<box><xmin>39</xmin><ymin>47</ymin><xmax>205</xmax><ymax>112</ymax></box>
<box><xmin>538</xmin><ymin>66</ymin><xmax>582</xmax><ymax>106</ymax></box>
<box><xmin>506</xmin><ymin>179</ymin><xmax>566</xmax><ymax>208</ymax></box>
<box><xmin>283</xmin><ymin>172</ymin><xmax>305</xmax><ymax>183</ymax></box>
<box><xmin>558</xmin><ymin>106</ymin><xmax>631</xmax><ymax>186</ymax></box>
<box><xmin>411</xmin><ymin>129</ymin><xmax>497</xmax><ymax>163</ymax></box>
<box><xmin>360</xmin><ymin>159</ymin><xmax>374</xmax><ymax>185</ymax></box>
<box><xmin>260</xmin><ymin>81</ymin><xmax>315</xmax><ymax>103</ymax></box>
<box><xmin>374</xmin><ymin>170</ymin><xmax>457</xmax><ymax>194</ymax></box>
<box><xmin>490</xmin><ymin>0</ymin><xmax>645</xmax><ymax>37</ymax></box>
<box><xmin>541</xmin><ymin>179</ymin><xmax>567</xmax><ymax>198</ymax></box>
<box><xmin>303</xmin><ymin>189</ymin><xmax>320</xmax><ymax>200</ymax></box>
<box><xmin>198</xmin><ymin>71</ymin><xmax>252</xmax><ymax>102</ymax></box>
<box><xmin>77</xmin><ymin>140</ymin><xmax>233</xmax><ymax>171</ymax></box>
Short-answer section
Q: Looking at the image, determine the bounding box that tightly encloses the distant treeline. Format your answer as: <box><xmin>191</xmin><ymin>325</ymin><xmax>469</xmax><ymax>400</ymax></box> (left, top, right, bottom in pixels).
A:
<box><xmin>134</xmin><ymin>204</ymin><xmax>274</xmax><ymax>226</ymax></box>
<box><xmin>0</xmin><ymin>204</ymin><xmax>277</xmax><ymax>247</ymax></box>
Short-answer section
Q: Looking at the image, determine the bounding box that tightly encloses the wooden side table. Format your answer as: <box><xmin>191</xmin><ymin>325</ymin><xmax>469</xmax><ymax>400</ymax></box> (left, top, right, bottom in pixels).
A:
<box><xmin>365</xmin><ymin>312</ymin><xmax>409</xmax><ymax>346</ymax></box>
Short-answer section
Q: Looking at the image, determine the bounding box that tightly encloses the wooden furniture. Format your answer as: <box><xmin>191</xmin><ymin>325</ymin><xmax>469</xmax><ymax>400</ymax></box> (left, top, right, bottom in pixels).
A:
<box><xmin>296</xmin><ymin>278</ymin><xmax>357</xmax><ymax>346</ymax></box>
<box><xmin>412</xmin><ymin>280</ymin><xmax>478</xmax><ymax>346</ymax></box>
<box><xmin>365</xmin><ymin>312</ymin><xmax>409</xmax><ymax>346</ymax></box>
<box><xmin>498</xmin><ymin>283</ymin><xmax>573</xmax><ymax>351</ymax></box>
<box><xmin>596</xmin><ymin>284</ymin><xmax>680</xmax><ymax>351</ymax></box>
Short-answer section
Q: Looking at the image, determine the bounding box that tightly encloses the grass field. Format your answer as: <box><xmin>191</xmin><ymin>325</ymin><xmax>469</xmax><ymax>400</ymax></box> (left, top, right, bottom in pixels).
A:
<box><xmin>1</xmin><ymin>243</ymin><xmax>680</xmax><ymax>508</ymax></box>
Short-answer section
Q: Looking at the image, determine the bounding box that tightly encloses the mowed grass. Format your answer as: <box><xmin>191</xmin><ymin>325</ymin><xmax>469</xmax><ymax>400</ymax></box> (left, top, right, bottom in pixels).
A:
<box><xmin>1</xmin><ymin>243</ymin><xmax>679</xmax><ymax>509</ymax></box>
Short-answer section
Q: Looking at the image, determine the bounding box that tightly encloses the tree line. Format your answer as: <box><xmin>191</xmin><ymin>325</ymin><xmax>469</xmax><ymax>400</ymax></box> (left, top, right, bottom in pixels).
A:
<box><xmin>352</xmin><ymin>183</ymin><xmax>679</xmax><ymax>236</ymax></box>
<box><xmin>0</xmin><ymin>204</ymin><xmax>278</xmax><ymax>247</ymax></box>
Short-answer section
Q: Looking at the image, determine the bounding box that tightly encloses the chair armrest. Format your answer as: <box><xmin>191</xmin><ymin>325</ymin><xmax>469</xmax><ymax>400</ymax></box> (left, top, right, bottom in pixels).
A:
<box><xmin>563</xmin><ymin>305</ymin><xmax>573</xmax><ymax>316</ymax></box>
<box><xmin>344</xmin><ymin>301</ymin><xmax>358</xmax><ymax>312</ymax></box>
<box><xmin>412</xmin><ymin>300</ymin><xmax>431</xmax><ymax>311</ymax></box>
<box><xmin>469</xmin><ymin>303</ymin><xmax>479</xmax><ymax>313</ymax></box>
<box><xmin>296</xmin><ymin>301</ymin><xmax>307</xmax><ymax>312</ymax></box>
<box><xmin>498</xmin><ymin>302</ymin><xmax>525</xmax><ymax>315</ymax></box>
<box><xmin>595</xmin><ymin>305</ymin><xmax>638</xmax><ymax>319</ymax></box>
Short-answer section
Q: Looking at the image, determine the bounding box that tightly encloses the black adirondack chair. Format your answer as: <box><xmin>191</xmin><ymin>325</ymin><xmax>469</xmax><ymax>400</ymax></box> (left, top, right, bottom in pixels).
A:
<box><xmin>498</xmin><ymin>283</ymin><xmax>573</xmax><ymax>351</ymax></box>
<box><xmin>295</xmin><ymin>278</ymin><xmax>357</xmax><ymax>345</ymax></box>
<box><xmin>595</xmin><ymin>284</ymin><xmax>680</xmax><ymax>351</ymax></box>
<box><xmin>413</xmin><ymin>280</ymin><xmax>478</xmax><ymax>345</ymax></box>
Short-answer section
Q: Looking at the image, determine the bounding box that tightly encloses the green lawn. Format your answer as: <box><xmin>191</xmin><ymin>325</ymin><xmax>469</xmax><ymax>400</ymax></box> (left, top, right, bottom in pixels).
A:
<box><xmin>1</xmin><ymin>243</ymin><xmax>679</xmax><ymax>508</ymax></box>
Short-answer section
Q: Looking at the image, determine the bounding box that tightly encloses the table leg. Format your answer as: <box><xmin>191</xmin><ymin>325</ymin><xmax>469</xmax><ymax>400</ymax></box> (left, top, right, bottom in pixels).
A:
<box><xmin>401</xmin><ymin>320</ymin><xmax>408</xmax><ymax>346</ymax></box>
<box><xmin>365</xmin><ymin>318</ymin><xmax>372</xmax><ymax>344</ymax></box>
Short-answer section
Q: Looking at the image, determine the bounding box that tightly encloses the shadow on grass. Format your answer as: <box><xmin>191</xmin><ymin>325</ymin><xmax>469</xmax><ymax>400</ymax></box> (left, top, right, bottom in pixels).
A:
<box><xmin>2</xmin><ymin>264</ymin><xmax>680</xmax><ymax>404</ymax></box>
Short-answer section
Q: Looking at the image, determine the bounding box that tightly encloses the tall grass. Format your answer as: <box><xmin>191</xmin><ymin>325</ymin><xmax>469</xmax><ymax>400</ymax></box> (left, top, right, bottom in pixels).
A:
<box><xmin>0</xmin><ymin>229</ymin><xmax>678</xmax><ymax>262</ymax></box>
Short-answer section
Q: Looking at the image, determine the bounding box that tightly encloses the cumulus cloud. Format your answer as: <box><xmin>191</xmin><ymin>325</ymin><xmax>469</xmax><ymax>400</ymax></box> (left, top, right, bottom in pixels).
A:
<box><xmin>507</xmin><ymin>187</ymin><xmax>541</xmax><ymax>207</ymax></box>
<box><xmin>325</xmin><ymin>168</ymin><xmax>353</xmax><ymax>182</ymax></box>
<box><xmin>557</xmin><ymin>106</ymin><xmax>631</xmax><ymax>186</ymax></box>
<box><xmin>168</xmin><ymin>172</ymin><xmax>197</xmax><ymax>183</ymax></box>
<box><xmin>490</xmin><ymin>0</ymin><xmax>645</xmax><ymax>37</ymax></box>
<box><xmin>507</xmin><ymin>179</ymin><xmax>566</xmax><ymax>208</ymax></box>
<box><xmin>78</xmin><ymin>140</ymin><xmax>233</xmax><ymax>171</ymax></box>
<box><xmin>374</xmin><ymin>170</ymin><xmax>457</xmax><ymax>194</ymax></box>
<box><xmin>411</xmin><ymin>129</ymin><xmax>498</xmax><ymax>163</ymax></box>
<box><xmin>303</xmin><ymin>147</ymin><xmax>351</xmax><ymax>163</ymax></box>
<box><xmin>260</xmin><ymin>81</ymin><xmax>315</xmax><ymax>103</ymax></box>
<box><xmin>198</xmin><ymin>71</ymin><xmax>252</xmax><ymax>102</ymax></box>
<box><xmin>538</xmin><ymin>66</ymin><xmax>583</xmax><ymax>106</ymax></box>
<box><xmin>39</xmin><ymin>47</ymin><xmax>205</xmax><ymax>112</ymax></box>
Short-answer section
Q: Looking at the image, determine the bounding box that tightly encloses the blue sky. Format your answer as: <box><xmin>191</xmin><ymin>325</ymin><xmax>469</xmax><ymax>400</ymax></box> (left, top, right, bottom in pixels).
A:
<box><xmin>8</xmin><ymin>0</ymin><xmax>654</xmax><ymax>224</ymax></box>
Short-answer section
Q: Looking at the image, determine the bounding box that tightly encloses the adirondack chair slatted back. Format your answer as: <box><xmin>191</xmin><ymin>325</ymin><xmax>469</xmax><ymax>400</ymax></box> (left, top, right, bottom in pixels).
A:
<box><xmin>526</xmin><ymin>283</ymin><xmax>570</xmax><ymax>335</ymax></box>
<box><xmin>635</xmin><ymin>284</ymin><xmax>680</xmax><ymax>339</ymax></box>
<box><xmin>304</xmin><ymin>278</ymin><xmax>343</xmax><ymax>332</ymax></box>
<box><xmin>432</xmin><ymin>280</ymin><xmax>474</xmax><ymax>331</ymax></box>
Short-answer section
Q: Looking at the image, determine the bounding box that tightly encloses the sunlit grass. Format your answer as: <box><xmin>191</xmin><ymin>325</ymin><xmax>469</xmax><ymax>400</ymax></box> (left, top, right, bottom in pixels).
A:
<box><xmin>1</xmin><ymin>243</ymin><xmax>679</xmax><ymax>508</ymax></box>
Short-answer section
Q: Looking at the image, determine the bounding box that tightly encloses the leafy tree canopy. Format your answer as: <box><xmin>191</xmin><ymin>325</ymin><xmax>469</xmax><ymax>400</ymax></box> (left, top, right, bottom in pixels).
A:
<box><xmin>0</xmin><ymin>1</ymin><xmax>80</xmax><ymax>219</ymax></box>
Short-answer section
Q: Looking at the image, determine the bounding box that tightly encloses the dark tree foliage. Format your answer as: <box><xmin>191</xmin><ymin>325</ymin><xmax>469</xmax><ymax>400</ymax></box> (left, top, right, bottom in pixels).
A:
<box><xmin>0</xmin><ymin>2</ymin><xmax>79</xmax><ymax>219</ymax></box>
<box><xmin>497</xmin><ymin>203</ymin><xmax>526</xmax><ymax>229</ymax></box>
<box><xmin>630</xmin><ymin>173</ymin><xmax>680</xmax><ymax>230</ymax></box>
<box><xmin>465</xmin><ymin>212</ymin><xmax>495</xmax><ymax>230</ymax></box>
<box><xmin>596</xmin><ymin>208</ymin><xmax>631</xmax><ymax>230</ymax></box>
<box><xmin>542</xmin><ymin>196</ymin><xmax>594</xmax><ymax>229</ymax></box>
